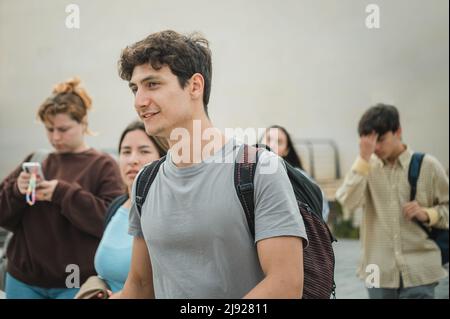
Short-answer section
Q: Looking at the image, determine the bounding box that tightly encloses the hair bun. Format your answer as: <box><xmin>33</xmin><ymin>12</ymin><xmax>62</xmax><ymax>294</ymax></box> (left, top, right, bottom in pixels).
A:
<box><xmin>52</xmin><ymin>76</ymin><xmax>92</xmax><ymax>110</ymax></box>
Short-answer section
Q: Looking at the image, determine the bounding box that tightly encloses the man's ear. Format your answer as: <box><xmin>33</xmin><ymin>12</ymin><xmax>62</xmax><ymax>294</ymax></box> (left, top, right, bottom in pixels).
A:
<box><xmin>189</xmin><ymin>73</ymin><xmax>204</xmax><ymax>101</ymax></box>
<box><xmin>395</xmin><ymin>126</ymin><xmax>402</xmax><ymax>140</ymax></box>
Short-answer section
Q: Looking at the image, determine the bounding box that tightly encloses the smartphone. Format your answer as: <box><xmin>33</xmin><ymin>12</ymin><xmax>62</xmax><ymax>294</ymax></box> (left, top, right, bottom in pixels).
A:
<box><xmin>22</xmin><ymin>162</ymin><xmax>46</xmax><ymax>180</ymax></box>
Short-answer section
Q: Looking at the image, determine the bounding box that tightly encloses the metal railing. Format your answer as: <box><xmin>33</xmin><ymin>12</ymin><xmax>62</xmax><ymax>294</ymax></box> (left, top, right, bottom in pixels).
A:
<box><xmin>293</xmin><ymin>138</ymin><xmax>341</xmax><ymax>181</ymax></box>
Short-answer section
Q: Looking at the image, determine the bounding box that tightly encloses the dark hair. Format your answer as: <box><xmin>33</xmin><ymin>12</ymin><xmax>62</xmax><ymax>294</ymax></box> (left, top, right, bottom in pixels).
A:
<box><xmin>358</xmin><ymin>103</ymin><xmax>400</xmax><ymax>137</ymax></box>
<box><xmin>118</xmin><ymin>120</ymin><xmax>169</xmax><ymax>157</ymax></box>
<box><xmin>118</xmin><ymin>30</ymin><xmax>212</xmax><ymax>115</ymax></box>
<box><xmin>261</xmin><ymin>125</ymin><xmax>304</xmax><ymax>170</ymax></box>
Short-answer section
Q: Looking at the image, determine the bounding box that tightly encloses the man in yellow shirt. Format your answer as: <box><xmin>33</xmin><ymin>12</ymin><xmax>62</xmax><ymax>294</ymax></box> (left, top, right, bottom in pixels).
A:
<box><xmin>336</xmin><ymin>104</ymin><xmax>448</xmax><ymax>299</ymax></box>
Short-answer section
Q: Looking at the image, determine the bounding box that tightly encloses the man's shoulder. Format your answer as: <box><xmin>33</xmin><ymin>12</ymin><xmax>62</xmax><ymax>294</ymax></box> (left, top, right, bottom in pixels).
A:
<box><xmin>422</xmin><ymin>153</ymin><xmax>442</xmax><ymax>165</ymax></box>
<box><xmin>421</xmin><ymin>153</ymin><xmax>447</xmax><ymax>176</ymax></box>
<box><xmin>254</xmin><ymin>148</ymin><xmax>286</xmax><ymax>177</ymax></box>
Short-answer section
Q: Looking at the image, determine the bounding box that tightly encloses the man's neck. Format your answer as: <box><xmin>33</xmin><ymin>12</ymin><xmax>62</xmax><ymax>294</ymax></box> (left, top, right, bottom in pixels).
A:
<box><xmin>168</xmin><ymin>115</ymin><xmax>227</xmax><ymax>168</ymax></box>
<box><xmin>385</xmin><ymin>143</ymin><xmax>407</xmax><ymax>165</ymax></box>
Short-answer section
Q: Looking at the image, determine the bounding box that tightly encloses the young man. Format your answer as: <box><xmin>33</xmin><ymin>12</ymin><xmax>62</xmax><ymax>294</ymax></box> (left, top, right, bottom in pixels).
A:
<box><xmin>336</xmin><ymin>104</ymin><xmax>449</xmax><ymax>299</ymax></box>
<box><xmin>117</xmin><ymin>30</ymin><xmax>307</xmax><ymax>298</ymax></box>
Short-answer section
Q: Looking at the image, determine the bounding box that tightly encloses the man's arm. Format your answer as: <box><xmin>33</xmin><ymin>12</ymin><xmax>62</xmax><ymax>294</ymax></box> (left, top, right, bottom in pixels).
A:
<box><xmin>336</xmin><ymin>133</ymin><xmax>377</xmax><ymax>212</ymax></box>
<box><xmin>120</xmin><ymin>236</ymin><xmax>154</xmax><ymax>299</ymax></box>
<box><xmin>403</xmin><ymin>156</ymin><xmax>449</xmax><ymax>228</ymax></box>
<box><xmin>335</xmin><ymin>158</ymin><xmax>369</xmax><ymax>212</ymax></box>
<box><xmin>243</xmin><ymin>236</ymin><xmax>303</xmax><ymax>299</ymax></box>
<box><xmin>426</xmin><ymin>157</ymin><xmax>449</xmax><ymax>229</ymax></box>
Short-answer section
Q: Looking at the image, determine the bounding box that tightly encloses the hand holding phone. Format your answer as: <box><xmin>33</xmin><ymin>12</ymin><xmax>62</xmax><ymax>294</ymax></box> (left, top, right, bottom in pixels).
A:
<box><xmin>18</xmin><ymin>162</ymin><xmax>45</xmax><ymax>196</ymax></box>
<box><xmin>22</xmin><ymin>162</ymin><xmax>46</xmax><ymax>181</ymax></box>
<box><xmin>17</xmin><ymin>171</ymin><xmax>31</xmax><ymax>195</ymax></box>
<box><xmin>20</xmin><ymin>162</ymin><xmax>55</xmax><ymax>202</ymax></box>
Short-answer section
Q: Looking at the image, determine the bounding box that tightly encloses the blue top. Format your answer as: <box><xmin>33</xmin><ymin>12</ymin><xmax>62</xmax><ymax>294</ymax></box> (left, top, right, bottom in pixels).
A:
<box><xmin>94</xmin><ymin>206</ymin><xmax>133</xmax><ymax>292</ymax></box>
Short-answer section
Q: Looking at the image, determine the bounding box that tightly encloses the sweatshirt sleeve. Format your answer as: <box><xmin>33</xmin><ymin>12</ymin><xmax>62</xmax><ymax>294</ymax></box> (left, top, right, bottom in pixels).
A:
<box><xmin>51</xmin><ymin>155</ymin><xmax>123</xmax><ymax>238</ymax></box>
<box><xmin>0</xmin><ymin>154</ymin><xmax>34</xmax><ymax>231</ymax></box>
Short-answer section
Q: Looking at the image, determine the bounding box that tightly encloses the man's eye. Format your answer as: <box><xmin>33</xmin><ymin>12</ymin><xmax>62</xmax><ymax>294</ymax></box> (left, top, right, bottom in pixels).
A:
<box><xmin>147</xmin><ymin>82</ymin><xmax>158</xmax><ymax>88</ymax></box>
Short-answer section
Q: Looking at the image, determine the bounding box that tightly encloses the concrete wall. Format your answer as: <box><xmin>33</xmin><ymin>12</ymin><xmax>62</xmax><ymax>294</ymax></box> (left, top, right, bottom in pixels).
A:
<box><xmin>1</xmin><ymin>0</ymin><xmax>448</xmax><ymax>179</ymax></box>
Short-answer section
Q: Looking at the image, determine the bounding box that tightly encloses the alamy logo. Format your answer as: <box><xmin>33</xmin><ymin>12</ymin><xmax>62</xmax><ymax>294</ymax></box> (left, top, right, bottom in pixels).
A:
<box><xmin>169</xmin><ymin>121</ymin><xmax>279</xmax><ymax>174</ymax></box>
<box><xmin>65</xmin><ymin>264</ymin><xmax>80</xmax><ymax>288</ymax></box>
<box><xmin>365</xmin><ymin>264</ymin><xmax>380</xmax><ymax>288</ymax></box>
<box><xmin>365</xmin><ymin>4</ymin><xmax>380</xmax><ymax>29</ymax></box>
<box><xmin>65</xmin><ymin>4</ymin><xmax>80</xmax><ymax>29</ymax></box>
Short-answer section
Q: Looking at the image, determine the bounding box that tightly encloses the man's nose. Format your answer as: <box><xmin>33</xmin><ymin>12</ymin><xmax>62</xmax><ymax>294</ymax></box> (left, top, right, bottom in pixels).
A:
<box><xmin>134</xmin><ymin>89</ymin><xmax>151</xmax><ymax>110</ymax></box>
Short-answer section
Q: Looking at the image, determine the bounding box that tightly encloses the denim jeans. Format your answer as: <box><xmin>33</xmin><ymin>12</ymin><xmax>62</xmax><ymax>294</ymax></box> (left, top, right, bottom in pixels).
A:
<box><xmin>367</xmin><ymin>275</ymin><xmax>437</xmax><ymax>299</ymax></box>
<box><xmin>5</xmin><ymin>273</ymin><xmax>79</xmax><ymax>299</ymax></box>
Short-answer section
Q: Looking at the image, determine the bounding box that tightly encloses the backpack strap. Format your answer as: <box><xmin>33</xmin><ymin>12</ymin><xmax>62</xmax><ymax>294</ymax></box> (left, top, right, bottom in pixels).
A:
<box><xmin>135</xmin><ymin>156</ymin><xmax>166</xmax><ymax>216</ymax></box>
<box><xmin>234</xmin><ymin>144</ymin><xmax>261</xmax><ymax>241</ymax></box>
<box><xmin>104</xmin><ymin>194</ymin><xmax>129</xmax><ymax>229</ymax></box>
<box><xmin>408</xmin><ymin>153</ymin><xmax>431</xmax><ymax>235</ymax></box>
<box><xmin>408</xmin><ymin>152</ymin><xmax>425</xmax><ymax>201</ymax></box>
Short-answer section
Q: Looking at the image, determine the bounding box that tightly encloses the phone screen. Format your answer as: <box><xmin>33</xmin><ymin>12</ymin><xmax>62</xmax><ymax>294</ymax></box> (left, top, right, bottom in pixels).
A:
<box><xmin>22</xmin><ymin>162</ymin><xmax>46</xmax><ymax>180</ymax></box>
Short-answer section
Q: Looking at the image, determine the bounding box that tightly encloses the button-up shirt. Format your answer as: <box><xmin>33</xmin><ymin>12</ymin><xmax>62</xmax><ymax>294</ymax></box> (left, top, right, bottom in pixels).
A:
<box><xmin>336</xmin><ymin>146</ymin><xmax>448</xmax><ymax>288</ymax></box>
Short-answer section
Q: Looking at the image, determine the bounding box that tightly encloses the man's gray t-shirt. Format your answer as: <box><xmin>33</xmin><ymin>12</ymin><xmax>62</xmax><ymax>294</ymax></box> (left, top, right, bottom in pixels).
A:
<box><xmin>128</xmin><ymin>139</ymin><xmax>307</xmax><ymax>298</ymax></box>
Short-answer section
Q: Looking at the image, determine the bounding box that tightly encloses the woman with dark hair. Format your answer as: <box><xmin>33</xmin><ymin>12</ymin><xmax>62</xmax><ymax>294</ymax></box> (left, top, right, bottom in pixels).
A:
<box><xmin>83</xmin><ymin>120</ymin><xmax>168</xmax><ymax>298</ymax></box>
<box><xmin>260</xmin><ymin>125</ymin><xmax>330</xmax><ymax>222</ymax></box>
<box><xmin>260</xmin><ymin>125</ymin><xmax>304</xmax><ymax>169</ymax></box>
<box><xmin>0</xmin><ymin>77</ymin><xmax>124</xmax><ymax>299</ymax></box>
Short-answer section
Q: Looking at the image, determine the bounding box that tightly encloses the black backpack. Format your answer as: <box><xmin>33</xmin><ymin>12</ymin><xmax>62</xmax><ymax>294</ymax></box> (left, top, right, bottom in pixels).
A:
<box><xmin>408</xmin><ymin>153</ymin><xmax>449</xmax><ymax>265</ymax></box>
<box><xmin>134</xmin><ymin>144</ymin><xmax>337</xmax><ymax>299</ymax></box>
<box><xmin>104</xmin><ymin>194</ymin><xmax>129</xmax><ymax>229</ymax></box>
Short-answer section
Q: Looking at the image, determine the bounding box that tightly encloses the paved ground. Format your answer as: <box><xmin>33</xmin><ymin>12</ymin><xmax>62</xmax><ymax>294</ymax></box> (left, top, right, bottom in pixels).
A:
<box><xmin>333</xmin><ymin>238</ymin><xmax>367</xmax><ymax>298</ymax></box>
<box><xmin>333</xmin><ymin>239</ymin><xmax>449</xmax><ymax>299</ymax></box>
<box><xmin>0</xmin><ymin>239</ymin><xmax>448</xmax><ymax>299</ymax></box>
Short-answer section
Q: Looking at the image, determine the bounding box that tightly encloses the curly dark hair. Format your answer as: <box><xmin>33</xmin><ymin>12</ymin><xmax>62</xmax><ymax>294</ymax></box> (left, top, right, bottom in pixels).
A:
<box><xmin>118</xmin><ymin>30</ymin><xmax>212</xmax><ymax>115</ymax></box>
<box><xmin>358</xmin><ymin>103</ymin><xmax>400</xmax><ymax>137</ymax></box>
